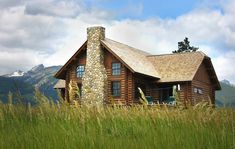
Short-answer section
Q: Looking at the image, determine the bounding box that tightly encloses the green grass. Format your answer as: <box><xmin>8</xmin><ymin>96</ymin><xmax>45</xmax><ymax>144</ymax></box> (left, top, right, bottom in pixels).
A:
<box><xmin>0</xmin><ymin>97</ymin><xmax>234</xmax><ymax>149</ymax></box>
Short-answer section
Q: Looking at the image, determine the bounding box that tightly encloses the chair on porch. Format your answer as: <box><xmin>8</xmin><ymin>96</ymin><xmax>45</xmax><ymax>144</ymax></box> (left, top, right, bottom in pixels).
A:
<box><xmin>145</xmin><ymin>96</ymin><xmax>154</xmax><ymax>105</ymax></box>
<box><xmin>165</xmin><ymin>96</ymin><xmax>176</xmax><ymax>105</ymax></box>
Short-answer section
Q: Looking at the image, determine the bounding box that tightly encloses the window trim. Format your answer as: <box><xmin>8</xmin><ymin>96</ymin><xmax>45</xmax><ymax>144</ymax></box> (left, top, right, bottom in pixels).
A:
<box><xmin>112</xmin><ymin>62</ymin><xmax>121</xmax><ymax>76</ymax></box>
<box><xmin>77</xmin><ymin>65</ymin><xmax>85</xmax><ymax>78</ymax></box>
<box><xmin>111</xmin><ymin>81</ymin><xmax>121</xmax><ymax>97</ymax></box>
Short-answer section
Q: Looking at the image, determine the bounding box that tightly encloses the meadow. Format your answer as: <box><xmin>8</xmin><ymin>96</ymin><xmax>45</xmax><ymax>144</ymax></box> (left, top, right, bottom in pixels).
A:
<box><xmin>0</xmin><ymin>92</ymin><xmax>234</xmax><ymax>149</ymax></box>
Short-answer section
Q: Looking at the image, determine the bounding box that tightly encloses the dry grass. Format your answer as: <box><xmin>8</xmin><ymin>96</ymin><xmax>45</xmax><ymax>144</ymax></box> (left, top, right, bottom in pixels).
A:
<box><xmin>0</xmin><ymin>91</ymin><xmax>234</xmax><ymax>149</ymax></box>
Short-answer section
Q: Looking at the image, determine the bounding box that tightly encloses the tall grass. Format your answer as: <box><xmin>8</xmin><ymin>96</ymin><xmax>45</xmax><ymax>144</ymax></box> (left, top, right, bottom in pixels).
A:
<box><xmin>0</xmin><ymin>92</ymin><xmax>234</xmax><ymax>149</ymax></box>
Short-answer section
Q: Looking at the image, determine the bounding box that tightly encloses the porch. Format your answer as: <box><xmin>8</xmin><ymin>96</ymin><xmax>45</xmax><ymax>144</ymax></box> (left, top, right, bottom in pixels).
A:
<box><xmin>134</xmin><ymin>82</ymin><xmax>178</xmax><ymax>105</ymax></box>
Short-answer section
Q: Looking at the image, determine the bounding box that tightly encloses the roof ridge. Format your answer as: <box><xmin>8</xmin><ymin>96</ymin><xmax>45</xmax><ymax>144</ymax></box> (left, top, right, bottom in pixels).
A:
<box><xmin>147</xmin><ymin>51</ymin><xmax>205</xmax><ymax>57</ymax></box>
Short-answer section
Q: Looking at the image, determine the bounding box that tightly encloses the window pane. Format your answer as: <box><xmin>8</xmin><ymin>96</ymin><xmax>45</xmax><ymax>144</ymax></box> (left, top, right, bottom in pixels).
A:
<box><xmin>112</xmin><ymin>81</ymin><xmax>120</xmax><ymax>97</ymax></box>
<box><xmin>77</xmin><ymin>65</ymin><xmax>85</xmax><ymax>78</ymax></box>
<box><xmin>194</xmin><ymin>87</ymin><xmax>203</xmax><ymax>95</ymax></box>
<box><xmin>112</xmin><ymin>63</ymin><xmax>121</xmax><ymax>75</ymax></box>
<box><xmin>198</xmin><ymin>89</ymin><xmax>203</xmax><ymax>94</ymax></box>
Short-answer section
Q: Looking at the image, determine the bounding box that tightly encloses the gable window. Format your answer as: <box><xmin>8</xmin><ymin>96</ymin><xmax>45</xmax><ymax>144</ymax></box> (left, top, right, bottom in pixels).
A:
<box><xmin>77</xmin><ymin>65</ymin><xmax>85</xmax><ymax>78</ymax></box>
<box><xmin>193</xmin><ymin>87</ymin><xmax>203</xmax><ymax>95</ymax></box>
<box><xmin>112</xmin><ymin>81</ymin><xmax>120</xmax><ymax>97</ymax></box>
<box><xmin>112</xmin><ymin>62</ymin><xmax>121</xmax><ymax>75</ymax></box>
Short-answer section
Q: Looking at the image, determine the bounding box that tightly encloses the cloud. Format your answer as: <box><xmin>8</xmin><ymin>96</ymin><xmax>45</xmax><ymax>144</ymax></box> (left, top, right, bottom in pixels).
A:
<box><xmin>25</xmin><ymin>0</ymin><xmax>85</xmax><ymax>18</ymax></box>
<box><xmin>0</xmin><ymin>6</ymin><xmax>66</xmax><ymax>53</ymax></box>
<box><xmin>213</xmin><ymin>51</ymin><xmax>235</xmax><ymax>83</ymax></box>
<box><xmin>0</xmin><ymin>0</ymin><xmax>24</xmax><ymax>9</ymax></box>
<box><xmin>0</xmin><ymin>50</ymin><xmax>43</xmax><ymax>74</ymax></box>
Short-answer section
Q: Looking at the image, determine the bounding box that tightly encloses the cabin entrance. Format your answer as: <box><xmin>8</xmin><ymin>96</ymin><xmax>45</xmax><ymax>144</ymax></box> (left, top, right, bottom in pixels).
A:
<box><xmin>159</xmin><ymin>86</ymin><xmax>173</xmax><ymax>102</ymax></box>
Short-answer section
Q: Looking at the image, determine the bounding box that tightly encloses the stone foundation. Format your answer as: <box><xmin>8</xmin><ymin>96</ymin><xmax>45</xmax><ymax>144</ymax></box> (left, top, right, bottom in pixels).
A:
<box><xmin>82</xmin><ymin>26</ymin><xmax>108</xmax><ymax>105</ymax></box>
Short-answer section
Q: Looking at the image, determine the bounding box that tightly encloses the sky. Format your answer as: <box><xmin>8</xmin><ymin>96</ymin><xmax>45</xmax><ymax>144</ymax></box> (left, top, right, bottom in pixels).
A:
<box><xmin>0</xmin><ymin>0</ymin><xmax>235</xmax><ymax>84</ymax></box>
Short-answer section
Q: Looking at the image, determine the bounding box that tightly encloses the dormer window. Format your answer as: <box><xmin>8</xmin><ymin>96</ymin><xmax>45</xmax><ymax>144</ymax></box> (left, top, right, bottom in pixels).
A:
<box><xmin>112</xmin><ymin>62</ymin><xmax>121</xmax><ymax>75</ymax></box>
<box><xmin>77</xmin><ymin>65</ymin><xmax>85</xmax><ymax>78</ymax></box>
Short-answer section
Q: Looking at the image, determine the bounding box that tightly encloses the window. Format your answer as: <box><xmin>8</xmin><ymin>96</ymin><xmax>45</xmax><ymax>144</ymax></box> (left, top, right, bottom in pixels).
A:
<box><xmin>198</xmin><ymin>88</ymin><xmax>203</xmax><ymax>94</ymax></box>
<box><xmin>112</xmin><ymin>81</ymin><xmax>120</xmax><ymax>97</ymax></box>
<box><xmin>194</xmin><ymin>87</ymin><xmax>203</xmax><ymax>95</ymax></box>
<box><xmin>77</xmin><ymin>65</ymin><xmax>85</xmax><ymax>78</ymax></box>
<box><xmin>112</xmin><ymin>62</ymin><xmax>121</xmax><ymax>75</ymax></box>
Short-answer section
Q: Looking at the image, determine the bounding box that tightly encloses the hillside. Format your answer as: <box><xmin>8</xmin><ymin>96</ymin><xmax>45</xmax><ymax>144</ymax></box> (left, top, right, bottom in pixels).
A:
<box><xmin>0</xmin><ymin>77</ymin><xmax>34</xmax><ymax>104</ymax></box>
<box><xmin>0</xmin><ymin>64</ymin><xmax>62</xmax><ymax>104</ymax></box>
<box><xmin>216</xmin><ymin>80</ymin><xmax>235</xmax><ymax>107</ymax></box>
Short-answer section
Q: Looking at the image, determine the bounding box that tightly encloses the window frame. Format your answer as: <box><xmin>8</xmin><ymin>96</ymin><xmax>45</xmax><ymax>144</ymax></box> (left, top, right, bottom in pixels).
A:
<box><xmin>77</xmin><ymin>65</ymin><xmax>85</xmax><ymax>78</ymax></box>
<box><xmin>112</xmin><ymin>62</ymin><xmax>121</xmax><ymax>76</ymax></box>
<box><xmin>112</xmin><ymin>81</ymin><xmax>121</xmax><ymax>97</ymax></box>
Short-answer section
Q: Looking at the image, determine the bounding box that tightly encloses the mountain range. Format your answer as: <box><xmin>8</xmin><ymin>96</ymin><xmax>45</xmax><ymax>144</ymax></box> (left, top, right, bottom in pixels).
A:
<box><xmin>0</xmin><ymin>64</ymin><xmax>62</xmax><ymax>104</ymax></box>
<box><xmin>0</xmin><ymin>64</ymin><xmax>235</xmax><ymax>107</ymax></box>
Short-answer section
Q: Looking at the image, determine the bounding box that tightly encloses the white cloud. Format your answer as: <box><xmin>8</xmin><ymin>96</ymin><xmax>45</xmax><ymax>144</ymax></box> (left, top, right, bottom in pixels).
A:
<box><xmin>213</xmin><ymin>51</ymin><xmax>235</xmax><ymax>84</ymax></box>
<box><xmin>0</xmin><ymin>50</ymin><xmax>43</xmax><ymax>74</ymax></box>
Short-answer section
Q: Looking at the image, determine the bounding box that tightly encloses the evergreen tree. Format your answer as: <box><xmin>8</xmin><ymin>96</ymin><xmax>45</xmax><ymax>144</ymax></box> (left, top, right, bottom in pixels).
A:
<box><xmin>173</xmin><ymin>37</ymin><xmax>199</xmax><ymax>53</ymax></box>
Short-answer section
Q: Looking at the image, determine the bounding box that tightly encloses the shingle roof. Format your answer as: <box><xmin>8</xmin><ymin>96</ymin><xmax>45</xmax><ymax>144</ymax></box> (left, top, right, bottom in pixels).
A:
<box><xmin>101</xmin><ymin>38</ymin><xmax>160</xmax><ymax>78</ymax></box>
<box><xmin>54</xmin><ymin>79</ymin><xmax>65</xmax><ymax>89</ymax></box>
<box><xmin>147</xmin><ymin>52</ymin><xmax>206</xmax><ymax>82</ymax></box>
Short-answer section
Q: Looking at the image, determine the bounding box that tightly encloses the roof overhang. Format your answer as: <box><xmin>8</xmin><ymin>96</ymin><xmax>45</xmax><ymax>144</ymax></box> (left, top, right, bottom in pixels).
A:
<box><xmin>203</xmin><ymin>56</ymin><xmax>221</xmax><ymax>90</ymax></box>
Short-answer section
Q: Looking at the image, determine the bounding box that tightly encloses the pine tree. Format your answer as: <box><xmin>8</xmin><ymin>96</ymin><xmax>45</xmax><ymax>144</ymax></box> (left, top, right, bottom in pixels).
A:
<box><xmin>173</xmin><ymin>37</ymin><xmax>199</xmax><ymax>53</ymax></box>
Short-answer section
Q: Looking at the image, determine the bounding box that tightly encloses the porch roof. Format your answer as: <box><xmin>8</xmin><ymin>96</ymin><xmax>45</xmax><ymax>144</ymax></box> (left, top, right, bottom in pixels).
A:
<box><xmin>54</xmin><ymin>79</ymin><xmax>65</xmax><ymax>89</ymax></box>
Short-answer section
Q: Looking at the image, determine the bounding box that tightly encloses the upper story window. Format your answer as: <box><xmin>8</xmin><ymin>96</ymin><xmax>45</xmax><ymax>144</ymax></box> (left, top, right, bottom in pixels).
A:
<box><xmin>112</xmin><ymin>62</ymin><xmax>121</xmax><ymax>75</ymax></box>
<box><xmin>77</xmin><ymin>65</ymin><xmax>85</xmax><ymax>78</ymax></box>
<box><xmin>193</xmin><ymin>87</ymin><xmax>203</xmax><ymax>95</ymax></box>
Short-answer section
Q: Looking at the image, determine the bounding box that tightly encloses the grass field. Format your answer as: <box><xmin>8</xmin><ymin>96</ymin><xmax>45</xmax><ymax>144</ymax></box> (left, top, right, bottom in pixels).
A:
<box><xmin>0</xmin><ymin>94</ymin><xmax>234</xmax><ymax>149</ymax></box>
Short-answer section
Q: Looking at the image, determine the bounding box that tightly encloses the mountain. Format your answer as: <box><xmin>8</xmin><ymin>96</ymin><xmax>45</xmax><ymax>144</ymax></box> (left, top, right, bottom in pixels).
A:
<box><xmin>216</xmin><ymin>80</ymin><xmax>235</xmax><ymax>107</ymax></box>
<box><xmin>0</xmin><ymin>64</ymin><xmax>62</xmax><ymax>104</ymax></box>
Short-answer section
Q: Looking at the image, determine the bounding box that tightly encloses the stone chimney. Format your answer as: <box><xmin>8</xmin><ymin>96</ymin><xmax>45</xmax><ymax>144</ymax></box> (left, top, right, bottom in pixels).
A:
<box><xmin>82</xmin><ymin>26</ymin><xmax>108</xmax><ymax>105</ymax></box>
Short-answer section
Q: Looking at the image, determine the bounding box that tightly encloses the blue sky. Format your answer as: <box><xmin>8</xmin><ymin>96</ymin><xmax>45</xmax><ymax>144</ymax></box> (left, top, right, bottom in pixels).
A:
<box><xmin>90</xmin><ymin>0</ymin><xmax>199</xmax><ymax>19</ymax></box>
<box><xmin>84</xmin><ymin>0</ymin><xmax>223</xmax><ymax>19</ymax></box>
<box><xmin>0</xmin><ymin>0</ymin><xmax>234</xmax><ymax>84</ymax></box>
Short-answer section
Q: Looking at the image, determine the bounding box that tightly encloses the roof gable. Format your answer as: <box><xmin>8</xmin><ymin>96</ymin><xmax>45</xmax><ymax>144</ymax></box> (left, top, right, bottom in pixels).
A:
<box><xmin>199</xmin><ymin>56</ymin><xmax>221</xmax><ymax>90</ymax></box>
<box><xmin>101</xmin><ymin>38</ymin><xmax>160</xmax><ymax>78</ymax></box>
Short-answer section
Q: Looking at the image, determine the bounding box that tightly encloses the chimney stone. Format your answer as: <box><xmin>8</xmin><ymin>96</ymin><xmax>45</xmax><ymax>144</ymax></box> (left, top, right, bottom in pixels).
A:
<box><xmin>82</xmin><ymin>26</ymin><xmax>108</xmax><ymax>106</ymax></box>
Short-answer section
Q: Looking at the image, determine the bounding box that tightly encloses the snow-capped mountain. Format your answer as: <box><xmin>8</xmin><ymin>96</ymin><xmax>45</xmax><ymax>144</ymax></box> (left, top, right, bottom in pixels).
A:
<box><xmin>3</xmin><ymin>70</ymin><xmax>25</xmax><ymax>77</ymax></box>
<box><xmin>0</xmin><ymin>64</ymin><xmax>62</xmax><ymax>104</ymax></box>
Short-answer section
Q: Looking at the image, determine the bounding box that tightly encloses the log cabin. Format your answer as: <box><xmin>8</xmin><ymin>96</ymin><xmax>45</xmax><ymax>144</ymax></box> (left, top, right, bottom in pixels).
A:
<box><xmin>54</xmin><ymin>26</ymin><xmax>221</xmax><ymax>105</ymax></box>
